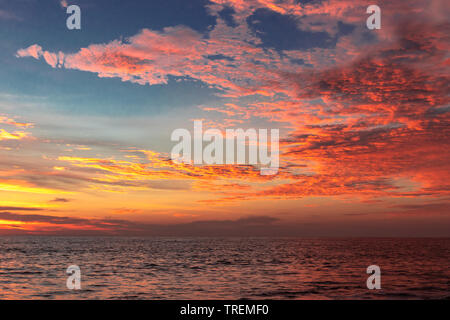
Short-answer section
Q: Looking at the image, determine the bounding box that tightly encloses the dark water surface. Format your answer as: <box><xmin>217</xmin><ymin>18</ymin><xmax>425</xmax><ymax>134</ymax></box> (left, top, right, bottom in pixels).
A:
<box><xmin>0</xmin><ymin>237</ymin><xmax>448</xmax><ymax>299</ymax></box>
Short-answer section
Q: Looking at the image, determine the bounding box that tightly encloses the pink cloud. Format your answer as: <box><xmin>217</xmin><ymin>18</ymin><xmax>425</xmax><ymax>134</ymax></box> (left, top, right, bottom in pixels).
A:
<box><xmin>42</xmin><ymin>51</ymin><xmax>58</xmax><ymax>68</ymax></box>
<box><xmin>16</xmin><ymin>44</ymin><xmax>43</xmax><ymax>60</ymax></box>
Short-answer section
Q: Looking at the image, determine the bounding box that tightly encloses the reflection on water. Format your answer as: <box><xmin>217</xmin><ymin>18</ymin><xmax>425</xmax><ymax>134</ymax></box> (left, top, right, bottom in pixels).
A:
<box><xmin>0</xmin><ymin>237</ymin><xmax>448</xmax><ymax>299</ymax></box>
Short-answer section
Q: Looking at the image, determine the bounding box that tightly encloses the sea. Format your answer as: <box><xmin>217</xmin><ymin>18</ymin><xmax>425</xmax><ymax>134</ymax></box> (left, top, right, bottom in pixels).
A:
<box><xmin>0</xmin><ymin>237</ymin><xmax>448</xmax><ymax>299</ymax></box>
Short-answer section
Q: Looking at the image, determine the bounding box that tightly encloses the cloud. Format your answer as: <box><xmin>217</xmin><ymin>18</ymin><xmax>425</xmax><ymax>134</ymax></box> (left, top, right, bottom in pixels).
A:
<box><xmin>16</xmin><ymin>44</ymin><xmax>63</xmax><ymax>68</ymax></box>
<box><xmin>0</xmin><ymin>211</ymin><xmax>448</xmax><ymax>237</ymax></box>
<box><xmin>59</xmin><ymin>150</ymin><xmax>271</xmax><ymax>181</ymax></box>
<box><xmin>0</xmin><ymin>116</ymin><xmax>33</xmax><ymax>128</ymax></box>
<box><xmin>0</xmin><ymin>206</ymin><xmax>43</xmax><ymax>211</ymax></box>
<box><xmin>194</xmin><ymin>15</ymin><xmax>449</xmax><ymax>204</ymax></box>
<box><xmin>0</xmin><ymin>129</ymin><xmax>30</xmax><ymax>141</ymax></box>
<box><xmin>0</xmin><ymin>9</ymin><xmax>21</xmax><ymax>21</ymax></box>
<box><xmin>49</xmin><ymin>197</ymin><xmax>71</xmax><ymax>203</ymax></box>
<box><xmin>15</xmin><ymin>23</ymin><xmax>289</xmax><ymax>97</ymax></box>
<box><xmin>0</xmin><ymin>178</ymin><xmax>73</xmax><ymax>195</ymax></box>
<box><xmin>0</xmin><ymin>211</ymin><xmax>281</xmax><ymax>236</ymax></box>
<box><xmin>16</xmin><ymin>44</ymin><xmax>43</xmax><ymax>60</ymax></box>
<box><xmin>390</xmin><ymin>202</ymin><xmax>450</xmax><ymax>212</ymax></box>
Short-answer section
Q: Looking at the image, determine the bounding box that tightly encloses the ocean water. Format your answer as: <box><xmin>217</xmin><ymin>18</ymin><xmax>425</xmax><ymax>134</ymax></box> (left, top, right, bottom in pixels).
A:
<box><xmin>0</xmin><ymin>237</ymin><xmax>448</xmax><ymax>300</ymax></box>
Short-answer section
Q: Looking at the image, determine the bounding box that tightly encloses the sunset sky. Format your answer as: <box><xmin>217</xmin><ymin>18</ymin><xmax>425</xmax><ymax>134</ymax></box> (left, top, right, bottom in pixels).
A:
<box><xmin>0</xmin><ymin>0</ymin><xmax>449</xmax><ymax>236</ymax></box>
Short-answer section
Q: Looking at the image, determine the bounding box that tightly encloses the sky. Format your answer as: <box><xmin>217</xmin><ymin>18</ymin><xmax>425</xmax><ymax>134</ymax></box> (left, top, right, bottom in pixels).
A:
<box><xmin>0</xmin><ymin>0</ymin><xmax>449</xmax><ymax>236</ymax></box>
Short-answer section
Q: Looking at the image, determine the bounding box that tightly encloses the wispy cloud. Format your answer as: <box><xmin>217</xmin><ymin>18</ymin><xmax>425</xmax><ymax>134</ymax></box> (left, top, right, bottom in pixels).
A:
<box><xmin>0</xmin><ymin>129</ymin><xmax>30</xmax><ymax>141</ymax></box>
<box><xmin>49</xmin><ymin>197</ymin><xmax>71</xmax><ymax>203</ymax></box>
<box><xmin>0</xmin><ymin>9</ymin><xmax>21</xmax><ymax>21</ymax></box>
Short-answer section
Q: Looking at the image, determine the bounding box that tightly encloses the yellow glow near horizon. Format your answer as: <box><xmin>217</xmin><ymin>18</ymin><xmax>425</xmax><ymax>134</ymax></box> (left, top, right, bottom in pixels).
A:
<box><xmin>0</xmin><ymin>183</ymin><xmax>72</xmax><ymax>195</ymax></box>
